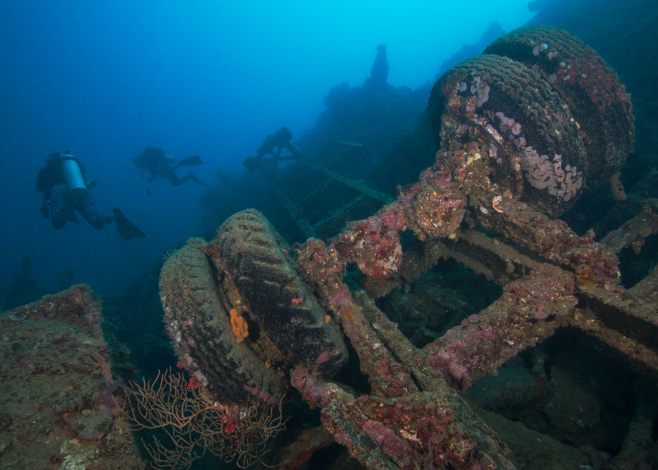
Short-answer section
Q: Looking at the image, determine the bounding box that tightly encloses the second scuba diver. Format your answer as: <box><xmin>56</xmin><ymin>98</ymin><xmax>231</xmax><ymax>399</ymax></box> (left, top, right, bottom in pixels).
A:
<box><xmin>36</xmin><ymin>151</ymin><xmax>146</xmax><ymax>241</ymax></box>
<box><xmin>133</xmin><ymin>147</ymin><xmax>209</xmax><ymax>191</ymax></box>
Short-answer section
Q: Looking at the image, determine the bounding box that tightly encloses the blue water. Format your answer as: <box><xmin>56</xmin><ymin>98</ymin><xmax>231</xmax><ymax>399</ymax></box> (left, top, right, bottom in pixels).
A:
<box><xmin>0</xmin><ymin>0</ymin><xmax>533</xmax><ymax>300</ymax></box>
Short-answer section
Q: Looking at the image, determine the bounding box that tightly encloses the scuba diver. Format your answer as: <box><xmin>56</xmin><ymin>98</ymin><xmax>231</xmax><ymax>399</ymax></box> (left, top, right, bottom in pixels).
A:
<box><xmin>36</xmin><ymin>151</ymin><xmax>146</xmax><ymax>241</ymax></box>
<box><xmin>133</xmin><ymin>147</ymin><xmax>209</xmax><ymax>190</ymax></box>
<box><xmin>242</xmin><ymin>126</ymin><xmax>302</xmax><ymax>174</ymax></box>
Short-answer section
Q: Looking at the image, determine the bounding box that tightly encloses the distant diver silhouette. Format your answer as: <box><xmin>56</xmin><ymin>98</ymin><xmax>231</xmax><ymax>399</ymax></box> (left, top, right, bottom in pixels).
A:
<box><xmin>133</xmin><ymin>147</ymin><xmax>210</xmax><ymax>190</ymax></box>
<box><xmin>242</xmin><ymin>127</ymin><xmax>302</xmax><ymax>174</ymax></box>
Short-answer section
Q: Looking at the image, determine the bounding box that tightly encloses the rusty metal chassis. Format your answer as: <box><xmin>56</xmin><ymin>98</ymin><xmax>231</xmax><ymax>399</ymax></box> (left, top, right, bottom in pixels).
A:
<box><xmin>288</xmin><ymin>150</ymin><xmax>658</xmax><ymax>469</ymax></box>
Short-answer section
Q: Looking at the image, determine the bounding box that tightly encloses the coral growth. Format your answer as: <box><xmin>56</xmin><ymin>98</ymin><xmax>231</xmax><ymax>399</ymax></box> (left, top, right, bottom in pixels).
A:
<box><xmin>121</xmin><ymin>369</ymin><xmax>286</xmax><ymax>469</ymax></box>
<box><xmin>0</xmin><ymin>285</ymin><xmax>142</xmax><ymax>468</ymax></box>
<box><xmin>230</xmin><ymin>308</ymin><xmax>249</xmax><ymax>343</ymax></box>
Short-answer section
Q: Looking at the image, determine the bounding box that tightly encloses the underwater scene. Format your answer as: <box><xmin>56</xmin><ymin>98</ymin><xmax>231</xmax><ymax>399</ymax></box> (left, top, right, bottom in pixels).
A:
<box><xmin>1</xmin><ymin>0</ymin><xmax>658</xmax><ymax>468</ymax></box>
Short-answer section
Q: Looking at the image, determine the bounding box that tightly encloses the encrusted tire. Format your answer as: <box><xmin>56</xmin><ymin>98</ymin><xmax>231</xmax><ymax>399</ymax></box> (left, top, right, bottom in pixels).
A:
<box><xmin>213</xmin><ymin>209</ymin><xmax>348</xmax><ymax>377</ymax></box>
<box><xmin>160</xmin><ymin>241</ymin><xmax>288</xmax><ymax>405</ymax></box>
<box><xmin>484</xmin><ymin>25</ymin><xmax>634</xmax><ymax>189</ymax></box>
<box><xmin>430</xmin><ymin>54</ymin><xmax>586</xmax><ymax>217</ymax></box>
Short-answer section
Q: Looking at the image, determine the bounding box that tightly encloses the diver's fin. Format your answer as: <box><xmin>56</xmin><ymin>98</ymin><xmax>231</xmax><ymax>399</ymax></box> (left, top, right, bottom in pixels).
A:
<box><xmin>188</xmin><ymin>172</ymin><xmax>210</xmax><ymax>187</ymax></box>
<box><xmin>177</xmin><ymin>155</ymin><xmax>203</xmax><ymax>167</ymax></box>
<box><xmin>112</xmin><ymin>208</ymin><xmax>146</xmax><ymax>241</ymax></box>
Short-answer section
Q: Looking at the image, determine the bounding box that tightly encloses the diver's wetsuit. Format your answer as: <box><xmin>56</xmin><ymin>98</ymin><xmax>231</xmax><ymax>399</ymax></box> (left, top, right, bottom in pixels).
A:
<box><xmin>45</xmin><ymin>184</ymin><xmax>113</xmax><ymax>229</ymax></box>
<box><xmin>37</xmin><ymin>153</ymin><xmax>114</xmax><ymax>230</ymax></box>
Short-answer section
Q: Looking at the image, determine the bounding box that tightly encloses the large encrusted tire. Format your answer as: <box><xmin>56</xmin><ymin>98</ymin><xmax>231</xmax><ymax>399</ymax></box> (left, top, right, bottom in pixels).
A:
<box><xmin>160</xmin><ymin>241</ymin><xmax>288</xmax><ymax>405</ymax></box>
<box><xmin>430</xmin><ymin>54</ymin><xmax>586</xmax><ymax>217</ymax></box>
<box><xmin>213</xmin><ymin>209</ymin><xmax>348</xmax><ymax>377</ymax></box>
<box><xmin>484</xmin><ymin>25</ymin><xmax>634</xmax><ymax>189</ymax></box>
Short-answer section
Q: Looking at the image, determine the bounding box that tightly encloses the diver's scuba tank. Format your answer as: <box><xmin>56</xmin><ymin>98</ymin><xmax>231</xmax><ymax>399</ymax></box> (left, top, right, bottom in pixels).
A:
<box><xmin>60</xmin><ymin>153</ymin><xmax>88</xmax><ymax>199</ymax></box>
